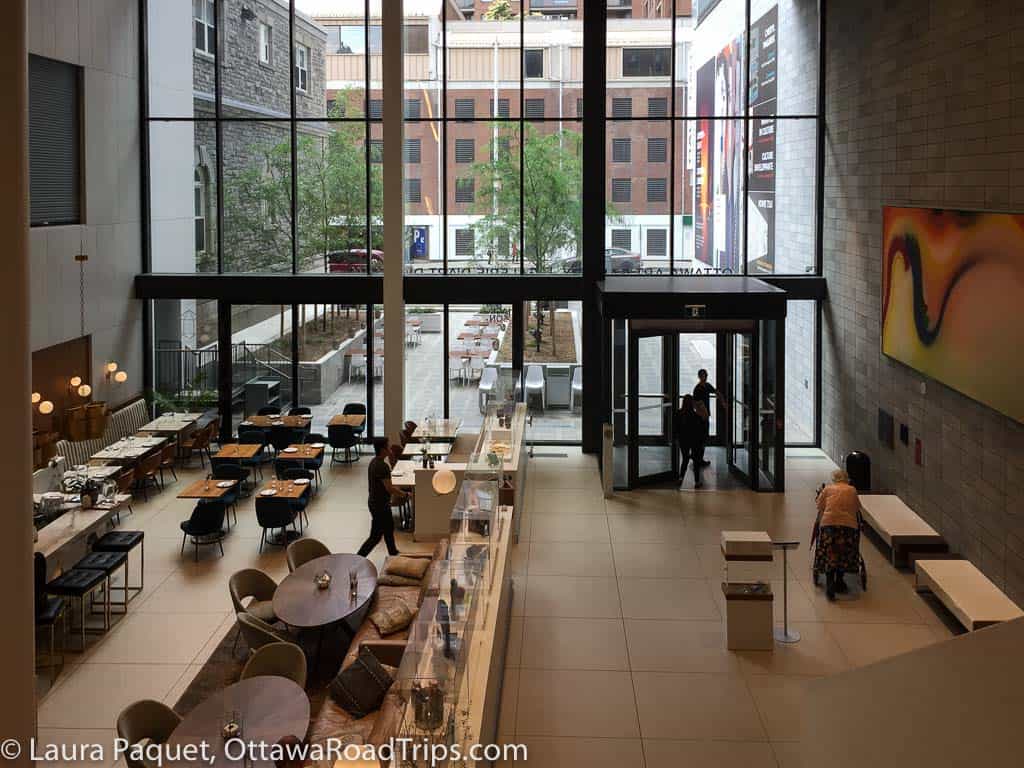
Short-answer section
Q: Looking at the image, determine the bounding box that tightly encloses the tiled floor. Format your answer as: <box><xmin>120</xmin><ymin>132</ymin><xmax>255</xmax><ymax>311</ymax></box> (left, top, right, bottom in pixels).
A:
<box><xmin>35</xmin><ymin>448</ymin><xmax>958</xmax><ymax>767</ymax></box>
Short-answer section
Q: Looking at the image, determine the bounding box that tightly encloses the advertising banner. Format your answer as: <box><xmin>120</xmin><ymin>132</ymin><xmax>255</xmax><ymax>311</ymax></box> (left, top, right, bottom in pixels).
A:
<box><xmin>747</xmin><ymin>6</ymin><xmax>779</xmax><ymax>272</ymax></box>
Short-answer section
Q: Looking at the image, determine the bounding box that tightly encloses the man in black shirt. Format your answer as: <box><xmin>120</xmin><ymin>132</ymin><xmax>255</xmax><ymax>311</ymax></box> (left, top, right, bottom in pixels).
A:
<box><xmin>692</xmin><ymin>368</ymin><xmax>726</xmax><ymax>468</ymax></box>
<box><xmin>357</xmin><ymin>438</ymin><xmax>408</xmax><ymax>557</ymax></box>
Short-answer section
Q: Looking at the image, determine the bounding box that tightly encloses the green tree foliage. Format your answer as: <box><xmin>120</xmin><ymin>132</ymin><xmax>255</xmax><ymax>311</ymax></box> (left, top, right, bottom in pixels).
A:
<box><xmin>484</xmin><ymin>0</ymin><xmax>519</xmax><ymax>21</ymax></box>
<box><xmin>221</xmin><ymin>94</ymin><xmax>382</xmax><ymax>272</ymax></box>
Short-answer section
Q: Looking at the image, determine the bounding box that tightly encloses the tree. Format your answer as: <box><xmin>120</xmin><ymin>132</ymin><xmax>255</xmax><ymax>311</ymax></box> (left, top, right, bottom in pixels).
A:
<box><xmin>484</xmin><ymin>0</ymin><xmax>518</xmax><ymax>21</ymax></box>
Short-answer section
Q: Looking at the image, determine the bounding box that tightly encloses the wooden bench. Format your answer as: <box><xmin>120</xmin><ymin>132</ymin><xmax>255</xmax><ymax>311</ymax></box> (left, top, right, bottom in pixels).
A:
<box><xmin>859</xmin><ymin>495</ymin><xmax>947</xmax><ymax>566</ymax></box>
<box><xmin>915</xmin><ymin>559</ymin><xmax>1024</xmax><ymax>631</ymax></box>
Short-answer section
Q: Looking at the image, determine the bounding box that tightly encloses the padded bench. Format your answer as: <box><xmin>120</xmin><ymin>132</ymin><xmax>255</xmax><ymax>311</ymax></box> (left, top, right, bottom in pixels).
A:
<box><xmin>859</xmin><ymin>495</ymin><xmax>947</xmax><ymax>567</ymax></box>
<box><xmin>915</xmin><ymin>559</ymin><xmax>1024</xmax><ymax>632</ymax></box>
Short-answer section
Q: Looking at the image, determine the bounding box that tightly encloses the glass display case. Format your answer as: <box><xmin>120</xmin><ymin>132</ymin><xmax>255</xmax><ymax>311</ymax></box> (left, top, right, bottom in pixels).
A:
<box><xmin>449</xmin><ymin>476</ymin><xmax>497</xmax><ymax>592</ymax></box>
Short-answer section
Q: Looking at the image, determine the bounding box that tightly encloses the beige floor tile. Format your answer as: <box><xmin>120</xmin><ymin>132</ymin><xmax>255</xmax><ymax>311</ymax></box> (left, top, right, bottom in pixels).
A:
<box><xmin>605</xmin><ymin>490</ymin><xmax>682</xmax><ymax>516</ymax></box>
<box><xmin>710</xmin><ymin>578</ymin><xmax>821</xmax><ymax>625</ymax></box>
<box><xmin>37</xmin><ymin>663</ymin><xmax>188</xmax><ymax>730</ymax></box>
<box><xmin>163</xmin><ymin>663</ymin><xmax>205</xmax><ymax>707</ymax></box>
<box><xmin>826</xmin><ymin>622</ymin><xmax>943</xmax><ymax>668</ymax></box>
<box><xmin>625</xmin><ymin>619</ymin><xmax>741</xmax><ymax>675</ymax></box>
<box><xmin>497</xmin><ymin>667</ymin><xmax>519</xmax><ymax>739</ymax></box>
<box><xmin>771</xmin><ymin>740</ymin><xmax>804</xmax><ymax>768</ymax></box>
<box><xmin>607</xmin><ymin>514</ymin><xmax>689</xmax><ymax>544</ymax></box>
<box><xmin>133</xmin><ymin>567</ymin><xmax>240</xmax><ymax>614</ymax></box>
<box><xmin>533</xmin><ymin>466</ymin><xmax>601</xmax><ymax>490</ymax></box>
<box><xmin>510</xmin><ymin>575</ymin><xmax>527</xmax><ymax>617</ymax></box>
<box><xmin>516</xmin><ymin>669</ymin><xmax>640</xmax><ymax>738</ymax></box>
<box><xmin>84</xmin><ymin>611</ymin><xmax>229</xmax><ymax>665</ymax></box>
<box><xmin>530</xmin><ymin>487</ymin><xmax>608</xmax><ymax>515</ymax></box>
<box><xmin>529</xmin><ymin>540</ymin><xmax>615</xmax><ymax>577</ymax></box>
<box><xmin>520</xmin><ymin>617</ymin><xmax>629</xmax><ymax>670</ymax></box>
<box><xmin>631</xmin><ymin>671</ymin><xmax>766</xmax><ymax>741</ymax></box>
<box><xmin>612</xmin><ymin>541</ymin><xmax>705</xmax><ymax>579</ymax></box>
<box><xmin>529</xmin><ymin>514</ymin><xmax>610</xmax><ymax>543</ymax></box>
<box><xmin>643</xmin><ymin>739</ymin><xmax>779</xmax><ymax>767</ymax></box>
<box><xmin>736</xmin><ymin>622</ymin><xmax>849</xmax><ymax>677</ymax></box>
<box><xmin>497</xmin><ymin>737</ymin><xmax>644</xmax><ymax>767</ymax></box>
<box><xmin>34</xmin><ymin>729</ymin><xmax>119</xmax><ymax>768</ymax></box>
<box><xmin>505</xmin><ymin>616</ymin><xmax>524</xmax><ymax>668</ymax></box>
<box><xmin>524</xmin><ymin>575</ymin><xmax>622</xmax><ymax>618</ymax></box>
<box><xmin>746</xmin><ymin>674</ymin><xmax>814</xmax><ymax>742</ymax></box>
<box><xmin>804</xmin><ymin>578</ymin><xmax>931</xmax><ymax>624</ymax></box>
<box><xmin>618</xmin><ymin>578</ymin><xmax>720</xmax><ymax>621</ymax></box>
<box><xmin>509</xmin><ymin>542</ymin><xmax>529</xmax><ymax>576</ymax></box>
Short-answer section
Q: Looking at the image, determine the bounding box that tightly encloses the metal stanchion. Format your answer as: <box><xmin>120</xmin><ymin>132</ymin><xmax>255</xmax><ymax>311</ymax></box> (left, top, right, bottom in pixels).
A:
<box><xmin>773</xmin><ymin>540</ymin><xmax>801</xmax><ymax>644</ymax></box>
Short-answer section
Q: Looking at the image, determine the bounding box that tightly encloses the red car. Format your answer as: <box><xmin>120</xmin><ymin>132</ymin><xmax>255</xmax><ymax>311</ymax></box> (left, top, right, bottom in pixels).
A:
<box><xmin>326</xmin><ymin>249</ymin><xmax>384</xmax><ymax>273</ymax></box>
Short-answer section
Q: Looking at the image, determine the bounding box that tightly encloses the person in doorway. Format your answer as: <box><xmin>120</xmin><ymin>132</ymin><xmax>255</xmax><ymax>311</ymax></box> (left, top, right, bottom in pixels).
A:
<box><xmin>674</xmin><ymin>395</ymin><xmax>704</xmax><ymax>489</ymax></box>
<box><xmin>692</xmin><ymin>369</ymin><xmax>726</xmax><ymax>467</ymax></box>
<box><xmin>811</xmin><ymin>469</ymin><xmax>862</xmax><ymax>601</ymax></box>
<box><xmin>357</xmin><ymin>438</ymin><xmax>408</xmax><ymax>558</ymax></box>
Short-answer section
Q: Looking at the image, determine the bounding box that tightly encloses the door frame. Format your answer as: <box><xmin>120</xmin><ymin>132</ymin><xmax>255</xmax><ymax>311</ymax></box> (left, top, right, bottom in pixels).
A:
<box><xmin>626</xmin><ymin>329</ymin><xmax>678</xmax><ymax>487</ymax></box>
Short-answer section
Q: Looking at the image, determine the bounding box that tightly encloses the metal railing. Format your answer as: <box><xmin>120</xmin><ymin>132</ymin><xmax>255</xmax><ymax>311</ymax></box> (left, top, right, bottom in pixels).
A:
<box><xmin>155</xmin><ymin>342</ymin><xmax>293</xmax><ymax>402</ymax></box>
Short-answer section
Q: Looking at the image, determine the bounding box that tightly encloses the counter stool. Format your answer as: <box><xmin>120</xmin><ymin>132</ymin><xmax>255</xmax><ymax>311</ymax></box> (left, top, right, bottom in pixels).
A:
<box><xmin>93</xmin><ymin>531</ymin><xmax>145</xmax><ymax>606</ymax></box>
<box><xmin>46</xmin><ymin>568</ymin><xmax>109</xmax><ymax>651</ymax></box>
<box><xmin>75</xmin><ymin>550</ymin><xmax>129</xmax><ymax>618</ymax></box>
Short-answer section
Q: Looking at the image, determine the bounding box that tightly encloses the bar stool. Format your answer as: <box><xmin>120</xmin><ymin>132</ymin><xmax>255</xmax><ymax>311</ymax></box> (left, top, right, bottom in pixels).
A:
<box><xmin>75</xmin><ymin>550</ymin><xmax>130</xmax><ymax>617</ymax></box>
<box><xmin>93</xmin><ymin>530</ymin><xmax>145</xmax><ymax>606</ymax></box>
<box><xmin>45</xmin><ymin>568</ymin><xmax>109</xmax><ymax>650</ymax></box>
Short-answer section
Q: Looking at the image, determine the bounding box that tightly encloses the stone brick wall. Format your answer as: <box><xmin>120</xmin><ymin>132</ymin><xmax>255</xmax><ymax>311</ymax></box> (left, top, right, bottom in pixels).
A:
<box><xmin>821</xmin><ymin>0</ymin><xmax>1024</xmax><ymax>601</ymax></box>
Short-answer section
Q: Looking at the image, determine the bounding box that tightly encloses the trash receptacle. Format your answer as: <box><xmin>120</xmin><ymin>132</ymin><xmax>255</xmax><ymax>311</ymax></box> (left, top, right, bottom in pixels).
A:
<box><xmin>845</xmin><ymin>451</ymin><xmax>871</xmax><ymax>492</ymax></box>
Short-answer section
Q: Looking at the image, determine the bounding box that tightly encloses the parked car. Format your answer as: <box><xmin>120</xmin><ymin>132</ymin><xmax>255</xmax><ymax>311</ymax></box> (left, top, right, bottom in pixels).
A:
<box><xmin>326</xmin><ymin>249</ymin><xmax>384</xmax><ymax>273</ymax></box>
<box><xmin>558</xmin><ymin>247</ymin><xmax>643</xmax><ymax>274</ymax></box>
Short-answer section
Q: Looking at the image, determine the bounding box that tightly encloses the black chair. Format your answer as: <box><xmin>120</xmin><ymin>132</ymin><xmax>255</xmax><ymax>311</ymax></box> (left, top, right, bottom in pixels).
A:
<box><xmin>342</xmin><ymin>403</ymin><xmax>367</xmax><ymax>438</ymax></box>
<box><xmin>257</xmin><ymin>406</ymin><xmax>281</xmax><ymax>416</ymax></box>
<box><xmin>35</xmin><ymin>553</ymin><xmax>66</xmax><ymax>678</ymax></box>
<box><xmin>288</xmin><ymin>406</ymin><xmax>312</xmax><ymax>416</ymax></box>
<box><xmin>328</xmin><ymin>424</ymin><xmax>359</xmax><ymax>465</ymax></box>
<box><xmin>282</xmin><ymin>467</ymin><xmax>313</xmax><ymax>530</ymax></box>
<box><xmin>46</xmin><ymin>567</ymin><xmax>109</xmax><ymax>650</ymax></box>
<box><xmin>209</xmin><ymin>464</ymin><xmax>248</xmax><ymax>526</ymax></box>
<box><xmin>93</xmin><ymin>530</ymin><xmax>145</xmax><ymax>605</ymax></box>
<box><xmin>179</xmin><ymin>501</ymin><xmax>227</xmax><ymax>562</ymax></box>
<box><xmin>269</xmin><ymin>425</ymin><xmax>297</xmax><ymax>455</ymax></box>
<box><xmin>238</xmin><ymin>429</ymin><xmax>270</xmax><ymax>479</ymax></box>
<box><xmin>75</xmin><ymin>550</ymin><xmax>129</xmax><ymax>617</ymax></box>
<box><xmin>304</xmin><ymin>432</ymin><xmax>327</xmax><ymax>486</ymax></box>
<box><xmin>255</xmin><ymin>495</ymin><xmax>298</xmax><ymax>553</ymax></box>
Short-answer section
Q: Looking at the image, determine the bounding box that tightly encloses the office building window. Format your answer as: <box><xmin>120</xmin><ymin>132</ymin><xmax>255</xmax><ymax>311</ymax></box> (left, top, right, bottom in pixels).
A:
<box><xmin>647</xmin><ymin>178</ymin><xmax>667</xmax><ymax>202</ymax></box>
<box><xmin>611</xmin><ymin>178</ymin><xmax>631</xmax><ymax>203</ymax></box>
<box><xmin>404</xmin><ymin>178</ymin><xmax>422</xmax><ymax>203</ymax></box>
<box><xmin>492</xmin><ymin>136</ymin><xmax>511</xmax><ymax>161</ymax></box>
<box><xmin>647</xmin><ymin>228</ymin><xmax>667</xmax><ymax>258</ymax></box>
<box><xmin>194</xmin><ymin>169</ymin><xmax>207</xmax><ymax>253</ymax></box>
<box><xmin>404</xmin><ymin>138</ymin><xmax>421</xmax><ymax>164</ymax></box>
<box><xmin>455</xmin><ymin>98</ymin><xmax>475</xmax><ymax>120</ymax></box>
<box><xmin>611</xmin><ymin>138</ymin><xmax>631</xmax><ymax>163</ymax></box>
<box><xmin>405</xmin><ymin>98</ymin><xmax>421</xmax><ymax>119</ymax></box>
<box><xmin>647</xmin><ymin>96</ymin><xmax>668</xmax><ymax>117</ymax></box>
<box><xmin>455</xmin><ymin>178</ymin><xmax>475</xmax><ymax>204</ymax></box>
<box><xmin>525</xmin><ymin>98</ymin><xmax>545</xmax><ymax>120</ymax></box>
<box><xmin>29</xmin><ymin>55</ymin><xmax>81</xmax><ymax>226</ymax></box>
<box><xmin>524</xmin><ymin>48</ymin><xmax>544</xmax><ymax>78</ymax></box>
<box><xmin>193</xmin><ymin>0</ymin><xmax>215</xmax><ymax>55</ymax></box>
<box><xmin>405</xmin><ymin>25</ymin><xmax>429</xmax><ymax>55</ymax></box>
<box><xmin>611</xmin><ymin>97</ymin><xmax>632</xmax><ymax>118</ymax></box>
<box><xmin>622</xmin><ymin>47</ymin><xmax>670</xmax><ymax>77</ymax></box>
<box><xmin>369</xmin><ymin>140</ymin><xmax>383</xmax><ymax>164</ymax></box>
<box><xmin>611</xmin><ymin>229</ymin><xmax>632</xmax><ymax>250</ymax></box>
<box><xmin>647</xmin><ymin>137</ymin><xmax>667</xmax><ymax>163</ymax></box>
<box><xmin>295</xmin><ymin>44</ymin><xmax>309</xmax><ymax>92</ymax></box>
<box><xmin>455</xmin><ymin>228</ymin><xmax>475</xmax><ymax>257</ymax></box>
<box><xmin>369</xmin><ymin>99</ymin><xmax>383</xmax><ymax>120</ymax></box>
<box><xmin>258</xmin><ymin>22</ymin><xmax>272</xmax><ymax>64</ymax></box>
<box><xmin>577</xmin><ymin>98</ymin><xmax>584</xmax><ymax>117</ymax></box>
<box><xmin>490</xmin><ymin>98</ymin><xmax>510</xmax><ymax>118</ymax></box>
<box><xmin>455</xmin><ymin>139</ymin><xmax>475</xmax><ymax>164</ymax></box>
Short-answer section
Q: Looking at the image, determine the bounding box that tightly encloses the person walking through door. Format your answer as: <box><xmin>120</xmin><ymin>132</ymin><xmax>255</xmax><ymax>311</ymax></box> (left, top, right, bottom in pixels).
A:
<box><xmin>357</xmin><ymin>437</ymin><xmax>408</xmax><ymax>557</ymax></box>
<box><xmin>674</xmin><ymin>395</ymin><xmax>704</xmax><ymax>489</ymax></box>
<box><xmin>692</xmin><ymin>368</ymin><xmax>725</xmax><ymax>467</ymax></box>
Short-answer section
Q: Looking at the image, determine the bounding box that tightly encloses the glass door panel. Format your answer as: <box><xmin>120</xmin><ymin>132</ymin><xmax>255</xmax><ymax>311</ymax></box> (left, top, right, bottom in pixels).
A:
<box><xmin>679</xmin><ymin>333</ymin><xmax>718</xmax><ymax>441</ymax></box>
<box><xmin>629</xmin><ymin>331</ymin><xmax>677</xmax><ymax>485</ymax></box>
<box><xmin>730</xmin><ymin>332</ymin><xmax>753</xmax><ymax>481</ymax></box>
<box><xmin>758</xmin><ymin>319</ymin><xmax>778</xmax><ymax>488</ymax></box>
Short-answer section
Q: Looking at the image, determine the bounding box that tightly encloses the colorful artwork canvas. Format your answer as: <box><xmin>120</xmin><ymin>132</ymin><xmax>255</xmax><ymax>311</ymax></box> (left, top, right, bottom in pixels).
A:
<box><xmin>882</xmin><ymin>207</ymin><xmax>1024</xmax><ymax>422</ymax></box>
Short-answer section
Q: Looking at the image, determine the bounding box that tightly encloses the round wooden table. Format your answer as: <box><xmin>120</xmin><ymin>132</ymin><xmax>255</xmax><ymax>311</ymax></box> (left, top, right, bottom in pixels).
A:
<box><xmin>166</xmin><ymin>676</ymin><xmax>309</xmax><ymax>767</ymax></box>
<box><xmin>273</xmin><ymin>553</ymin><xmax>378</xmax><ymax>629</ymax></box>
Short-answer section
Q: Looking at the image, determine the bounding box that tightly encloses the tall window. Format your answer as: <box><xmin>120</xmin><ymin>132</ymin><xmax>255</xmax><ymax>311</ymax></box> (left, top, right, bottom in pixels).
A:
<box><xmin>524</xmin><ymin>49</ymin><xmax>544</xmax><ymax>78</ymax></box>
<box><xmin>29</xmin><ymin>55</ymin><xmax>81</xmax><ymax>226</ymax></box>
<box><xmin>193</xmin><ymin>0</ymin><xmax>215</xmax><ymax>55</ymax></box>
<box><xmin>194</xmin><ymin>168</ymin><xmax>207</xmax><ymax>253</ymax></box>
<box><xmin>622</xmin><ymin>47</ymin><xmax>670</xmax><ymax>77</ymax></box>
<box><xmin>294</xmin><ymin>44</ymin><xmax>309</xmax><ymax>92</ymax></box>
<box><xmin>259</xmin><ymin>22</ymin><xmax>272</xmax><ymax>64</ymax></box>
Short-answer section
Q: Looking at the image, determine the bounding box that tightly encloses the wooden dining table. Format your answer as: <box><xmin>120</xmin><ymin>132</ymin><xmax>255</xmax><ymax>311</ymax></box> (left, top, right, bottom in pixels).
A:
<box><xmin>177</xmin><ymin>478</ymin><xmax>238</xmax><ymax>500</ymax></box>
<box><xmin>275</xmin><ymin>443</ymin><xmax>324</xmax><ymax>462</ymax></box>
<box><xmin>328</xmin><ymin>413</ymin><xmax>366</xmax><ymax>427</ymax></box>
<box><xmin>257</xmin><ymin>478</ymin><xmax>311</xmax><ymax>499</ymax></box>
<box><xmin>239</xmin><ymin>414</ymin><xmax>312</xmax><ymax>429</ymax></box>
<box><xmin>90</xmin><ymin>435</ymin><xmax>165</xmax><ymax>463</ymax></box>
<box><xmin>165</xmin><ymin>676</ymin><xmax>310</xmax><ymax>767</ymax></box>
<box><xmin>214</xmin><ymin>443</ymin><xmax>262</xmax><ymax>460</ymax></box>
<box><xmin>273</xmin><ymin>553</ymin><xmax>378</xmax><ymax>629</ymax></box>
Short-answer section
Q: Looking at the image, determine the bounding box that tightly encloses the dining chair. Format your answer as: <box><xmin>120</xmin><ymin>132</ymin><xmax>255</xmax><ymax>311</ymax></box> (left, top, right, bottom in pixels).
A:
<box><xmin>269</xmin><ymin>425</ymin><xmax>295</xmax><ymax>455</ymax></box>
<box><xmin>257</xmin><ymin>406</ymin><xmax>281</xmax><ymax>416</ymax></box>
<box><xmin>236</xmin><ymin>612</ymin><xmax>293</xmax><ymax>654</ymax></box>
<box><xmin>240</xmin><ymin>641</ymin><xmax>307</xmax><ymax>688</ymax></box>
<box><xmin>288</xmin><ymin>406</ymin><xmax>311</xmax><ymax>416</ymax></box>
<box><xmin>303</xmin><ymin>433</ymin><xmax>326</xmax><ymax>484</ymax></box>
<box><xmin>115</xmin><ymin>467</ymin><xmax>135</xmax><ymax>517</ymax></box>
<box><xmin>285</xmin><ymin>537</ymin><xmax>330</xmax><ymax>573</ymax></box>
<box><xmin>570</xmin><ymin>366</ymin><xmax>583</xmax><ymax>411</ymax></box>
<box><xmin>179</xmin><ymin>501</ymin><xmax>227</xmax><ymax>562</ymax></box>
<box><xmin>157</xmin><ymin>442</ymin><xmax>177</xmax><ymax>488</ymax></box>
<box><xmin>470</xmin><ymin>355</ymin><xmax>486</xmax><ymax>381</ymax></box>
<box><xmin>180</xmin><ymin>425</ymin><xmax>212</xmax><ymax>468</ymax></box>
<box><xmin>229</xmin><ymin>568</ymin><xmax>279</xmax><ymax>653</ymax></box>
<box><xmin>255</xmin><ymin>496</ymin><xmax>298</xmax><ymax>553</ymax></box>
<box><xmin>34</xmin><ymin>552</ymin><xmax>66</xmax><ymax>680</ymax></box>
<box><xmin>116</xmin><ymin>700</ymin><xmax>182</xmax><ymax>768</ymax></box>
<box><xmin>525</xmin><ymin>364</ymin><xmax>546</xmax><ymax>411</ymax></box>
<box><xmin>478</xmin><ymin>366</ymin><xmax>498</xmax><ymax>414</ymax></box>
<box><xmin>133</xmin><ymin>451</ymin><xmax>162</xmax><ymax>501</ymax></box>
<box><xmin>328</xmin><ymin>424</ymin><xmax>359</xmax><ymax>465</ymax></box>
<box><xmin>449</xmin><ymin>355</ymin><xmax>466</xmax><ymax>385</ymax></box>
<box><xmin>342</xmin><ymin>402</ymin><xmax>367</xmax><ymax>438</ymax></box>
<box><xmin>282</xmin><ymin>468</ymin><xmax>313</xmax><ymax>529</ymax></box>
<box><xmin>238</xmin><ymin>429</ymin><xmax>270</xmax><ymax>479</ymax></box>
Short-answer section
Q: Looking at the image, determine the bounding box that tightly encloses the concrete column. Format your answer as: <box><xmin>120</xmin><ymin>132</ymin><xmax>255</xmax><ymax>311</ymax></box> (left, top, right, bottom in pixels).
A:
<box><xmin>382</xmin><ymin>0</ymin><xmax>405</xmax><ymax>443</ymax></box>
<box><xmin>0</xmin><ymin>0</ymin><xmax>38</xmax><ymax>760</ymax></box>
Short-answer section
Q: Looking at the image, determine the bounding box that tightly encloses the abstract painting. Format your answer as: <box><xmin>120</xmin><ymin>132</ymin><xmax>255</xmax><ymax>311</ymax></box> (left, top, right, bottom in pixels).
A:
<box><xmin>882</xmin><ymin>207</ymin><xmax>1024</xmax><ymax>422</ymax></box>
